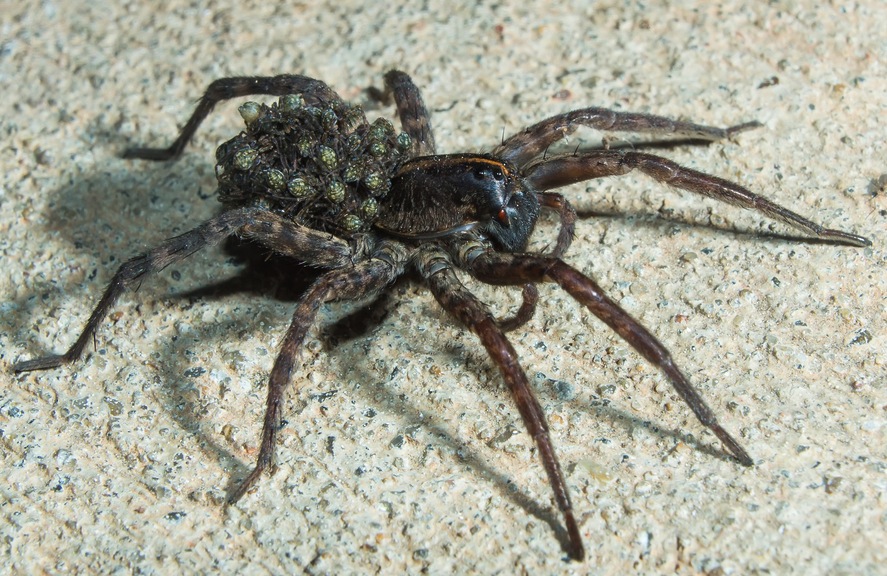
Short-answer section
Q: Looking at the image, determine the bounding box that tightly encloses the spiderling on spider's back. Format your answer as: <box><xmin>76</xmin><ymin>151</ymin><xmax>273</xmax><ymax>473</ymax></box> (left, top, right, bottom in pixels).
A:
<box><xmin>14</xmin><ymin>70</ymin><xmax>870</xmax><ymax>562</ymax></box>
<box><xmin>214</xmin><ymin>93</ymin><xmax>409</xmax><ymax>235</ymax></box>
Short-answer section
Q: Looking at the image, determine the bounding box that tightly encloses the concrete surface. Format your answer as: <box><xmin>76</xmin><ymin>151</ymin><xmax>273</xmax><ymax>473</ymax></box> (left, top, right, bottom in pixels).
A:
<box><xmin>1</xmin><ymin>1</ymin><xmax>884</xmax><ymax>574</ymax></box>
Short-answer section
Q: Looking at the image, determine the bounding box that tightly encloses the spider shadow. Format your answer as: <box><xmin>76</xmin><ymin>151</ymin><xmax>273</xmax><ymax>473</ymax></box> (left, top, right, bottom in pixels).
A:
<box><xmin>8</xmin><ymin>151</ymin><xmax>568</xmax><ymax>551</ymax></box>
<box><xmin>578</xmin><ymin>393</ymin><xmax>740</xmax><ymax>464</ymax></box>
<box><xmin>158</xmin><ymin>258</ymin><xmax>578</xmax><ymax>557</ymax></box>
<box><xmin>148</xmin><ymin>239</ymin><xmax>406</xmax><ymax>490</ymax></box>
<box><xmin>182</xmin><ymin>262</ymin><xmax>580</xmax><ymax>556</ymax></box>
<box><xmin>574</xmin><ymin>205</ymin><xmax>854</xmax><ymax>247</ymax></box>
<box><xmin>291</xmin><ymin>336</ymin><xmax>579</xmax><ymax>560</ymax></box>
<box><xmin>7</xmin><ymin>157</ymin><xmax>325</xmax><ymax>497</ymax></box>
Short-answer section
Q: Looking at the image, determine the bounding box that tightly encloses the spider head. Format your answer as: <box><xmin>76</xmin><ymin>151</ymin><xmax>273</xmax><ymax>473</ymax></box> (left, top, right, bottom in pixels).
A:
<box><xmin>380</xmin><ymin>154</ymin><xmax>540</xmax><ymax>251</ymax></box>
<box><xmin>475</xmin><ymin>158</ymin><xmax>540</xmax><ymax>252</ymax></box>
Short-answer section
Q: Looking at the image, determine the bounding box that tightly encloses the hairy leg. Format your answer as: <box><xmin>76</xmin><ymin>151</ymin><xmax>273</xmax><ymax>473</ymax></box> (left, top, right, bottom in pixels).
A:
<box><xmin>458</xmin><ymin>245</ymin><xmax>754</xmax><ymax>467</ymax></box>
<box><xmin>123</xmin><ymin>75</ymin><xmax>338</xmax><ymax>161</ymax></box>
<box><xmin>538</xmin><ymin>192</ymin><xmax>577</xmax><ymax>258</ymax></box>
<box><xmin>496</xmin><ymin>106</ymin><xmax>759</xmax><ymax>165</ymax></box>
<box><xmin>496</xmin><ymin>283</ymin><xmax>539</xmax><ymax>332</ymax></box>
<box><xmin>526</xmin><ymin>150</ymin><xmax>871</xmax><ymax>246</ymax></box>
<box><xmin>416</xmin><ymin>246</ymin><xmax>585</xmax><ymax>561</ymax></box>
<box><xmin>229</xmin><ymin>241</ymin><xmax>409</xmax><ymax>502</ymax></box>
<box><xmin>383</xmin><ymin>70</ymin><xmax>436</xmax><ymax>155</ymax></box>
<box><xmin>14</xmin><ymin>208</ymin><xmax>358</xmax><ymax>373</ymax></box>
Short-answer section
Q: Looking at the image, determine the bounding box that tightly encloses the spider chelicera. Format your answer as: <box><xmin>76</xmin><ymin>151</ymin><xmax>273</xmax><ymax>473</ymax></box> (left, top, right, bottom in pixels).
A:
<box><xmin>14</xmin><ymin>70</ymin><xmax>870</xmax><ymax>560</ymax></box>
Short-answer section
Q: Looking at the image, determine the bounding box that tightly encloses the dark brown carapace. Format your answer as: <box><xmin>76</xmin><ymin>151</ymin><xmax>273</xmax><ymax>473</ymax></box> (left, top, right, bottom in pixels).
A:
<box><xmin>15</xmin><ymin>70</ymin><xmax>870</xmax><ymax>561</ymax></box>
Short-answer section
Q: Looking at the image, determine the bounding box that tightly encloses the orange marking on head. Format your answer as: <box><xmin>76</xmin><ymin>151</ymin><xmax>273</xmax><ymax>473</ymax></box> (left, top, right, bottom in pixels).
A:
<box><xmin>397</xmin><ymin>154</ymin><xmax>511</xmax><ymax>177</ymax></box>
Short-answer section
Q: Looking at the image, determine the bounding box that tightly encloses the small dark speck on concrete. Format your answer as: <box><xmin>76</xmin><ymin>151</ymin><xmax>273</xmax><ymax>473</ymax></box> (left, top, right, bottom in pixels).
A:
<box><xmin>184</xmin><ymin>367</ymin><xmax>206</xmax><ymax>378</ymax></box>
<box><xmin>171</xmin><ymin>270</ymin><xmax>181</xmax><ymax>281</ymax></box>
<box><xmin>73</xmin><ymin>397</ymin><xmax>92</xmax><ymax>409</ymax></box>
<box><xmin>164</xmin><ymin>511</ymin><xmax>187</xmax><ymax>522</ymax></box>
<box><xmin>310</xmin><ymin>389</ymin><xmax>338</xmax><ymax>402</ymax></box>
<box><xmin>326</xmin><ymin>435</ymin><xmax>335</xmax><ymax>455</ymax></box>
<box><xmin>824</xmin><ymin>476</ymin><xmax>843</xmax><ymax>494</ymax></box>
<box><xmin>7</xmin><ymin>406</ymin><xmax>23</xmax><ymax>418</ymax></box>
<box><xmin>551</xmin><ymin>379</ymin><xmax>576</xmax><ymax>401</ymax></box>
<box><xmin>390</xmin><ymin>434</ymin><xmax>405</xmax><ymax>448</ymax></box>
<box><xmin>597</xmin><ymin>384</ymin><xmax>617</xmax><ymax>395</ymax></box>
<box><xmin>535</xmin><ymin>373</ymin><xmax>575</xmax><ymax>401</ymax></box>
<box><xmin>771</xmin><ymin>277</ymin><xmax>781</xmax><ymax>287</ymax></box>
<box><xmin>849</xmin><ymin>329</ymin><xmax>872</xmax><ymax>346</ymax></box>
<box><xmin>866</xmin><ymin>173</ymin><xmax>887</xmax><ymax>196</ymax></box>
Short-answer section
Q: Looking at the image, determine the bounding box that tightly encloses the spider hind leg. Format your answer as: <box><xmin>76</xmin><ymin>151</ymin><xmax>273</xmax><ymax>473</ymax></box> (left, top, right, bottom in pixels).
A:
<box><xmin>383</xmin><ymin>70</ymin><xmax>436</xmax><ymax>156</ymax></box>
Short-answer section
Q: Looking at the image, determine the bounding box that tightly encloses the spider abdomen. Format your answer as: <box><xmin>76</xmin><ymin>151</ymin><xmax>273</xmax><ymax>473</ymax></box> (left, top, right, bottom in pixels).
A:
<box><xmin>214</xmin><ymin>94</ymin><xmax>412</xmax><ymax>237</ymax></box>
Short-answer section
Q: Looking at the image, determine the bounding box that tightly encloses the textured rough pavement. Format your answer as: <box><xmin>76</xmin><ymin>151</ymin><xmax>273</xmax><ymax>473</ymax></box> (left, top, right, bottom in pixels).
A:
<box><xmin>2</xmin><ymin>2</ymin><xmax>884</xmax><ymax>574</ymax></box>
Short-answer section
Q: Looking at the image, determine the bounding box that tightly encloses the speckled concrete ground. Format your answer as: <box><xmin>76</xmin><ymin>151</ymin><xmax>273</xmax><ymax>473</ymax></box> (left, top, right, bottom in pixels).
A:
<box><xmin>1</xmin><ymin>2</ymin><xmax>884</xmax><ymax>574</ymax></box>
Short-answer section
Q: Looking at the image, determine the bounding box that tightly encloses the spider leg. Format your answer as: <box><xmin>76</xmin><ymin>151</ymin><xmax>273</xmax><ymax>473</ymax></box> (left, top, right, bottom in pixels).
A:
<box><xmin>496</xmin><ymin>106</ymin><xmax>760</xmax><ymax>165</ymax></box>
<box><xmin>458</xmin><ymin>245</ymin><xmax>754</xmax><ymax>468</ymax></box>
<box><xmin>13</xmin><ymin>208</ymin><xmax>355</xmax><ymax>373</ymax></box>
<box><xmin>122</xmin><ymin>75</ymin><xmax>338</xmax><ymax>161</ymax></box>
<box><xmin>493</xmin><ymin>191</ymin><xmax>574</xmax><ymax>333</ymax></box>
<box><xmin>229</xmin><ymin>241</ymin><xmax>409</xmax><ymax>503</ymax></box>
<box><xmin>525</xmin><ymin>150</ymin><xmax>871</xmax><ymax>247</ymax></box>
<box><xmin>416</xmin><ymin>246</ymin><xmax>585</xmax><ymax>561</ymax></box>
<box><xmin>384</xmin><ymin>70</ymin><xmax>436</xmax><ymax>155</ymax></box>
<box><xmin>496</xmin><ymin>283</ymin><xmax>539</xmax><ymax>332</ymax></box>
<box><xmin>538</xmin><ymin>192</ymin><xmax>577</xmax><ymax>258</ymax></box>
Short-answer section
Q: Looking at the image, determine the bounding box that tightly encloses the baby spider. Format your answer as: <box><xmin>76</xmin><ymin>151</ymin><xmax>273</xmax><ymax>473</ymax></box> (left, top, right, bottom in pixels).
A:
<box><xmin>15</xmin><ymin>70</ymin><xmax>870</xmax><ymax>561</ymax></box>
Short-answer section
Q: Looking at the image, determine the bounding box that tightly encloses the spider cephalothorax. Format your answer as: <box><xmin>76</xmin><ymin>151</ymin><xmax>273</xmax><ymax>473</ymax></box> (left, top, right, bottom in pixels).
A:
<box><xmin>15</xmin><ymin>70</ymin><xmax>870</xmax><ymax>561</ymax></box>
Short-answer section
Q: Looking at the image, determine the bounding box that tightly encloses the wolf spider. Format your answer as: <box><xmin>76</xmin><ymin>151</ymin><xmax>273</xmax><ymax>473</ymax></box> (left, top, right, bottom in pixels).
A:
<box><xmin>14</xmin><ymin>70</ymin><xmax>870</xmax><ymax>560</ymax></box>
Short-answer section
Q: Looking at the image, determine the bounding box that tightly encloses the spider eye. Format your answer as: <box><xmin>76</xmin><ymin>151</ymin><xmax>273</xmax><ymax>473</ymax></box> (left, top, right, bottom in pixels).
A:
<box><xmin>471</xmin><ymin>166</ymin><xmax>505</xmax><ymax>182</ymax></box>
<box><xmin>497</xmin><ymin>208</ymin><xmax>510</xmax><ymax>226</ymax></box>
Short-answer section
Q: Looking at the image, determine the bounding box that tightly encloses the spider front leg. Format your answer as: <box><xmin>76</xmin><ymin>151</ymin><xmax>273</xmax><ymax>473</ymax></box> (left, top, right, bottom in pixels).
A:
<box><xmin>229</xmin><ymin>242</ymin><xmax>408</xmax><ymax>502</ymax></box>
<box><xmin>496</xmin><ymin>283</ymin><xmax>539</xmax><ymax>332</ymax></box>
<box><xmin>490</xmin><ymin>192</ymin><xmax>575</xmax><ymax>333</ymax></box>
<box><xmin>460</xmin><ymin>246</ymin><xmax>754</xmax><ymax>467</ymax></box>
<box><xmin>496</xmin><ymin>106</ymin><xmax>761</xmax><ymax>165</ymax></box>
<box><xmin>122</xmin><ymin>74</ymin><xmax>337</xmax><ymax>161</ymax></box>
<box><xmin>538</xmin><ymin>192</ymin><xmax>577</xmax><ymax>258</ymax></box>
<box><xmin>526</xmin><ymin>150</ymin><xmax>872</xmax><ymax>246</ymax></box>
<box><xmin>416</xmin><ymin>246</ymin><xmax>585</xmax><ymax>561</ymax></box>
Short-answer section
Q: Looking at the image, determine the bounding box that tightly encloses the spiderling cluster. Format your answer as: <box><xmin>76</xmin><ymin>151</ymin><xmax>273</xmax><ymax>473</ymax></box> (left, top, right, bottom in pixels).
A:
<box><xmin>215</xmin><ymin>94</ymin><xmax>411</xmax><ymax>235</ymax></box>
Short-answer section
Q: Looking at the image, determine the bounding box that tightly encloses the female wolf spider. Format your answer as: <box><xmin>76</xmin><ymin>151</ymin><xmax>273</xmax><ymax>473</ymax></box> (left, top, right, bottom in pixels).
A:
<box><xmin>15</xmin><ymin>70</ymin><xmax>870</xmax><ymax>560</ymax></box>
